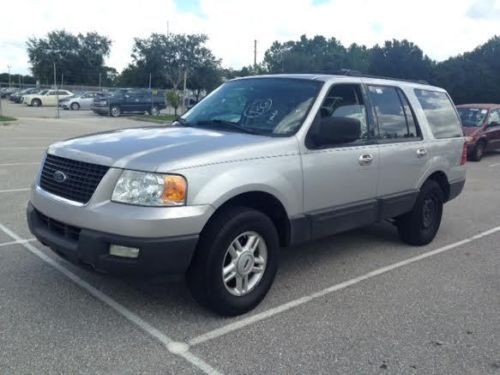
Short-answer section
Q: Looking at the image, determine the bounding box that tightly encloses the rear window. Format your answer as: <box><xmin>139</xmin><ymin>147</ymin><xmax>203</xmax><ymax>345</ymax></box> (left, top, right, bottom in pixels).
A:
<box><xmin>414</xmin><ymin>89</ymin><xmax>462</xmax><ymax>139</ymax></box>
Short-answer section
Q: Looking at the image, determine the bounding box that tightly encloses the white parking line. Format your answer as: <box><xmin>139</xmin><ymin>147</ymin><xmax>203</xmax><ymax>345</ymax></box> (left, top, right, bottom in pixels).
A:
<box><xmin>0</xmin><ymin>162</ymin><xmax>39</xmax><ymax>167</ymax></box>
<box><xmin>189</xmin><ymin>225</ymin><xmax>500</xmax><ymax>346</ymax></box>
<box><xmin>0</xmin><ymin>146</ymin><xmax>46</xmax><ymax>150</ymax></box>
<box><xmin>0</xmin><ymin>188</ymin><xmax>30</xmax><ymax>194</ymax></box>
<box><xmin>0</xmin><ymin>238</ymin><xmax>36</xmax><ymax>248</ymax></box>
<box><xmin>489</xmin><ymin>162</ymin><xmax>500</xmax><ymax>167</ymax></box>
<box><xmin>0</xmin><ymin>224</ymin><xmax>221</xmax><ymax>375</ymax></box>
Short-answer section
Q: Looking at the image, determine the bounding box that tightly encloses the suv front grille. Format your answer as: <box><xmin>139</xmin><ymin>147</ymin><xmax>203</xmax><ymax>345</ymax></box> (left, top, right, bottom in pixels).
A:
<box><xmin>40</xmin><ymin>154</ymin><xmax>109</xmax><ymax>204</ymax></box>
<box><xmin>36</xmin><ymin>209</ymin><xmax>81</xmax><ymax>241</ymax></box>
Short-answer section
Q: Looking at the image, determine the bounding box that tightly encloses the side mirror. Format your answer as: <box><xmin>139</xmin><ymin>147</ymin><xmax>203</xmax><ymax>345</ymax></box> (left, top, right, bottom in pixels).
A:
<box><xmin>487</xmin><ymin>121</ymin><xmax>499</xmax><ymax>128</ymax></box>
<box><xmin>314</xmin><ymin>117</ymin><xmax>361</xmax><ymax>146</ymax></box>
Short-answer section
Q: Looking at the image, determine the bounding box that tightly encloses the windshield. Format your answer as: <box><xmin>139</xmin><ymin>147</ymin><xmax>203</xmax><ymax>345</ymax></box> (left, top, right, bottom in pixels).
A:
<box><xmin>457</xmin><ymin>107</ymin><xmax>488</xmax><ymax>127</ymax></box>
<box><xmin>181</xmin><ymin>78</ymin><xmax>323</xmax><ymax>136</ymax></box>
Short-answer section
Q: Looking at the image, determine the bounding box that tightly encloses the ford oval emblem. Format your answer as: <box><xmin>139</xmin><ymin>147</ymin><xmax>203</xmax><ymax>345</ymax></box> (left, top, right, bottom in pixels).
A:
<box><xmin>53</xmin><ymin>170</ymin><xmax>67</xmax><ymax>183</ymax></box>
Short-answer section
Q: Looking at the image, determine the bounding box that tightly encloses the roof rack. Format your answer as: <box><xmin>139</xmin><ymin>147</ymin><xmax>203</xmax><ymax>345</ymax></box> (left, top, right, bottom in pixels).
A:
<box><xmin>334</xmin><ymin>69</ymin><xmax>429</xmax><ymax>85</ymax></box>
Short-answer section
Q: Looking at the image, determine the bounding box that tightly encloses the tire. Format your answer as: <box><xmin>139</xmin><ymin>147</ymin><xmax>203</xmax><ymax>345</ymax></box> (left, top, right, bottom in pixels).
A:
<box><xmin>470</xmin><ymin>141</ymin><xmax>485</xmax><ymax>162</ymax></box>
<box><xmin>110</xmin><ymin>105</ymin><xmax>121</xmax><ymax>117</ymax></box>
<box><xmin>31</xmin><ymin>99</ymin><xmax>41</xmax><ymax>107</ymax></box>
<box><xmin>148</xmin><ymin>106</ymin><xmax>160</xmax><ymax>116</ymax></box>
<box><xmin>187</xmin><ymin>206</ymin><xmax>279</xmax><ymax>316</ymax></box>
<box><xmin>396</xmin><ymin>180</ymin><xmax>444</xmax><ymax>246</ymax></box>
<box><xmin>70</xmin><ymin>102</ymin><xmax>80</xmax><ymax>111</ymax></box>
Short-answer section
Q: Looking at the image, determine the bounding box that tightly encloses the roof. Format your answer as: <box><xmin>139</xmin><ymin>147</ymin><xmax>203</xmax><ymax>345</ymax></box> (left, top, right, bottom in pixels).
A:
<box><xmin>233</xmin><ymin>73</ymin><xmax>441</xmax><ymax>91</ymax></box>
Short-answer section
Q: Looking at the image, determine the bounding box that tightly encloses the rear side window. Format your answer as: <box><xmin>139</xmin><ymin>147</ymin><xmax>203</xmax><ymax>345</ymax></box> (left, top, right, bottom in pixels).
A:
<box><xmin>414</xmin><ymin>89</ymin><xmax>462</xmax><ymax>139</ymax></box>
<box><xmin>367</xmin><ymin>86</ymin><xmax>420</xmax><ymax>140</ymax></box>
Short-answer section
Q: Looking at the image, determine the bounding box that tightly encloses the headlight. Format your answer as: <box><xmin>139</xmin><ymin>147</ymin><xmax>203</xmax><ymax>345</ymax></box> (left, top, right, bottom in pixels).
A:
<box><xmin>112</xmin><ymin>170</ymin><xmax>187</xmax><ymax>206</ymax></box>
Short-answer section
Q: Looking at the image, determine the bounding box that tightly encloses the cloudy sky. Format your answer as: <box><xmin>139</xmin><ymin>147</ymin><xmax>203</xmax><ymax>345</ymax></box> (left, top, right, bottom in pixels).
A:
<box><xmin>1</xmin><ymin>0</ymin><xmax>499</xmax><ymax>75</ymax></box>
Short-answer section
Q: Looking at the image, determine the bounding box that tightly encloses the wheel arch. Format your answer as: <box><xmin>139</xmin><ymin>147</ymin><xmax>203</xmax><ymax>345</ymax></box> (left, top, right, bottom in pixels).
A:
<box><xmin>424</xmin><ymin>171</ymin><xmax>450</xmax><ymax>202</ymax></box>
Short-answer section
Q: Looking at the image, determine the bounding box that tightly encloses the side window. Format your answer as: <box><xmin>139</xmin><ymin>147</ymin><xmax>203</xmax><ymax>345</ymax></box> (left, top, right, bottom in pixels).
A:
<box><xmin>47</xmin><ymin>91</ymin><xmax>56</xmax><ymax>95</ymax></box>
<box><xmin>487</xmin><ymin>110</ymin><xmax>500</xmax><ymax>125</ymax></box>
<box><xmin>414</xmin><ymin>89</ymin><xmax>462</xmax><ymax>139</ymax></box>
<box><xmin>367</xmin><ymin>86</ymin><xmax>420</xmax><ymax>140</ymax></box>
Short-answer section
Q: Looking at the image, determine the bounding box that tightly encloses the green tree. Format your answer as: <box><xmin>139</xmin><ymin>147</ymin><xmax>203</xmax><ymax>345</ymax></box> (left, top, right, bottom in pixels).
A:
<box><xmin>368</xmin><ymin>39</ymin><xmax>433</xmax><ymax>81</ymax></box>
<box><xmin>188</xmin><ymin>62</ymin><xmax>223</xmax><ymax>100</ymax></box>
<box><xmin>26</xmin><ymin>30</ymin><xmax>112</xmax><ymax>85</ymax></box>
<box><xmin>166</xmin><ymin>90</ymin><xmax>182</xmax><ymax>115</ymax></box>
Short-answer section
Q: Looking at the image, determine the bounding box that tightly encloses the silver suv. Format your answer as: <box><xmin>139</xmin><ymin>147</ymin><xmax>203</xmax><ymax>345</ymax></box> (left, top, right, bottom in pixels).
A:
<box><xmin>28</xmin><ymin>74</ymin><xmax>466</xmax><ymax>316</ymax></box>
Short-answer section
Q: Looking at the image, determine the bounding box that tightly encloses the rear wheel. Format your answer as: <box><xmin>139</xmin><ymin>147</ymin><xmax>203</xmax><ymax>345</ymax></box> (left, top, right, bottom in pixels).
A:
<box><xmin>110</xmin><ymin>105</ymin><xmax>121</xmax><ymax>117</ymax></box>
<box><xmin>187</xmin><ymin>206</ymin><xmax>279</xmax><ymax>316</ymax></box>
<box><xmin>70</xmin><ymin>102</ymin><xmax>80</xmax><ymax>110</ymax></box>
<box><xmin>470</xmin><ymin>141</ymin><xmax>485</xmax><ymax>162</ymax></box>
<box><xmin>148</xmin><ymin>106</ymin><xmax>160</xmax><ymax>116</ymax></box>
<box><xmin>396</xmin><ymin>180</ymin><xmax>444</xmax><ymax>246</ymax></box>
<box><xmin>31</xmin><ymin>99</ymin><xmax>41</xmax><ymax>107</ymax></box>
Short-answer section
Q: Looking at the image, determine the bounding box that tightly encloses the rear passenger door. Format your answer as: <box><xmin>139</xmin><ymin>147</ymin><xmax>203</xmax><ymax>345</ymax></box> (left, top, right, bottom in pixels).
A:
<box><xmin>485</xmin><ymin>109</ymin><xmax>500</xmax><ymax>149</ymax></box>
<box><xmin>302</xmin><ymin>83</ymin><xmax>380</xmax><ymax>239</ymax></box>
<box><xmin>366</xmin><ymin>85</ymin><xmax>426</xmax><ymax>218</ymax></box>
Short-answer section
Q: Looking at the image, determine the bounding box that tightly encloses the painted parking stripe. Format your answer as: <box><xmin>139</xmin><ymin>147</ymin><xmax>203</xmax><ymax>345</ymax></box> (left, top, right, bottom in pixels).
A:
<box><xmin>0</xmin><ymin>224</ymin><xmax>221</xmax><ymax>375</ymax></box>
<box><xmin>0</xmin><ymin>238</ymin><xmax>36</xmax><ymax>248</ymax></box>
<box><xmin>0</xmin><ymin>146</ymin><xmax>46</xmax><ymax>150</ymax></box>
<box><xmin>0</xmin><ymin>188</ymin><xmax>30</xmax><ymax>194</ymax></box>
<box><xmin>489</xmin><ymin>162</ymin><xmax>500</xmax><ymax>167</ymax></box>
<box><xmin>188</xmin><ymin>225</ymin><xmax>500</xmax><ymax>346</ymax></box>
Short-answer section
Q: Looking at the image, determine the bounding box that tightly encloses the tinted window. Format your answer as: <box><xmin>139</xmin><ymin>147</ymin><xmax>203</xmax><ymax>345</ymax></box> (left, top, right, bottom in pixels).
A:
<box><xmin>368</xmin><ymin>86</ymin><xmax>419</xmax><ymax>139</ymax></box>
<box><xmin>414</xmin><ymin>89</ymin><xmax>462</xmax><ymax>138</ymax></box>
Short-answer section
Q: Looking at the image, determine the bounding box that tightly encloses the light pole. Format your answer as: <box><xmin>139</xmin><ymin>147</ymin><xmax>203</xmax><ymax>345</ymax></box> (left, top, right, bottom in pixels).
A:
<box><xmin>7</xmin><ymin>65</ymin><xmax>11</xmax><ymax>87</ymax></box>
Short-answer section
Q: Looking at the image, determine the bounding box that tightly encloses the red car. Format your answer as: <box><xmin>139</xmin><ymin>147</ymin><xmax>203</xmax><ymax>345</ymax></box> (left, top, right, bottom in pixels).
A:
<box><xmin>457</xmin><ymin>104</ymin><xmax>500</xmax><ymax>161</ymax></box>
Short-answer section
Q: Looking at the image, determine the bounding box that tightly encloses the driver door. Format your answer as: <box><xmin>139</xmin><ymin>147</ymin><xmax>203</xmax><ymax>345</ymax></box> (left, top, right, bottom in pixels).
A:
<box><xmin>302</xmin><ymin>83</ymin><xmax>379</xmax><ymax>239</ymax></box>
<box><xmin>485</xmin><ymin>109</ymin><xmax>500</xmax><ymax>149</ymax></box>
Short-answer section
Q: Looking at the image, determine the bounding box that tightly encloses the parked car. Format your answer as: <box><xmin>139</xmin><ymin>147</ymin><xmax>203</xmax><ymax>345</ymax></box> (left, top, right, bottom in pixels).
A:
<box><xmin>91</xmin><ymin>89</ymin><xmax>166</xmax><ymax>117</ymax></box>
<box><xmin>59</xmin><ymin>92</ymin><xmax>98</xmax><ymax>110</ymax></box>
<box><xmin>9</xmin><ymin>88</ymin><xmax>40</xmax><ymax>103</ymax></box>
<box><xmin>27</xmin><ymin>74</ymin><xmax>466</xmax><ymax>316</ymax></box>
<box><xmin>0</xmin><ymin>87</ymin><xmax>18</xmax><ymax>98</ymax></box>
<box><xmin>23</xmin><ymin>89</ymin><xmax>73</xmax><ymax>107</ymax></box>
<box><xmin>456</xmin><ymin>104</ymin><xmax>500</xmax><ymax>161</ymax></box>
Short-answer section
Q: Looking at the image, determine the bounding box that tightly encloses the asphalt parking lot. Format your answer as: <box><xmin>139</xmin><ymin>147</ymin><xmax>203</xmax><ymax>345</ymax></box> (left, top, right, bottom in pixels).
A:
<box><xmin>1</xmin><ymin>102</ymin><xmax>499</xmax><ymax>374</ymax></box>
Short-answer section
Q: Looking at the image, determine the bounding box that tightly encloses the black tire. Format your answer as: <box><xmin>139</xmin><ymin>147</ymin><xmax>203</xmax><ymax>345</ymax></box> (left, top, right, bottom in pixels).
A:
<box><xmin>396</xmin><ymin>180</ymin><xmax>444</xmax><ymax>246</ymax></box>
<box><xmin>70</xmin><ymin>102</ymin><xmax>80</xmax><ymax>110</ymax></box>
<box><xmin>187</xmin><ymin>206</ymin><xmax>279</xmax><ymax>316</ymax></box>
<box><xmin>31</xmin><ymin>99</ymin><xmax>41</xmax><ymax>107</ymax></box>
<box><xmin>110</xmin><ymin>105</ymin><xmax>121</xmax><ymax>117</ymax></box>
<box><xmin>470</xmin><ymin>141</ymin><xmax>485</xmax><ymax>162</ymax></box>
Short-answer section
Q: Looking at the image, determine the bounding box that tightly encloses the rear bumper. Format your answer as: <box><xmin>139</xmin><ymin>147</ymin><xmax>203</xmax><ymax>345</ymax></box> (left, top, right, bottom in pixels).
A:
<box><xmin>27</xmin><ymin>202</ymin><xmax>198</xmax><ymax>276</ymax></box>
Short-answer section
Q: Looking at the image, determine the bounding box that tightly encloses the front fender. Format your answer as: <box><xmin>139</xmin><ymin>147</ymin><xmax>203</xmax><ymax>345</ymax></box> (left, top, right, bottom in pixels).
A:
<box><xmin>181</xmin><ymin>155</ymin><xmax>303</xmax><ymax>217</ymax></box>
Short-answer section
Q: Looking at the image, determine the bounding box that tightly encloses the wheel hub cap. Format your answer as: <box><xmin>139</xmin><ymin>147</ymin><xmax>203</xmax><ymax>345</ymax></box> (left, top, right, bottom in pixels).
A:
<box><xmin>222</xmin><ymin>231</ymin><xmax>268</xmax><ymax>296</ymax></box>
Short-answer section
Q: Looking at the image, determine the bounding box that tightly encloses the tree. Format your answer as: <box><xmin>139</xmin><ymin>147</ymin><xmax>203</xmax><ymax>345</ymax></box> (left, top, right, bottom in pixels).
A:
<box><xmin>124</xmin><ymin>33</ymin><xmax>221</xmax><ymax>90</ymax></box>
<box><xmin>368</xmin><ymin>39</ymin><xmax>433</xmax><ymax>81</ymax></box>
<box><xmin>166</xmin><ymin>90</ymin><xmax>182</xmax><ymax>115</ymax></box>
<box><xmin>26</xmin><ymin>30</ymin><xmax>112</xmax><ymax>85</ymax></box>
<box><xmin>188</xmin><ymin>62</ymin><xmax>223</xmax><ymax>100</ymax></box>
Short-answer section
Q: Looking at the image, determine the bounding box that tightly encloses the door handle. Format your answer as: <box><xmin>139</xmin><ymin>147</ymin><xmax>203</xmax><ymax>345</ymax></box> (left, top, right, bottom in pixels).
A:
<box><xmin>359</xmin><ymin>154</ymin><xmax>374</xmax><ymax>166</ymax></box>
<box><xmin>416</xmin><ymin>148</ymin><xmax>427</xmax><ymax>158</ymax></box>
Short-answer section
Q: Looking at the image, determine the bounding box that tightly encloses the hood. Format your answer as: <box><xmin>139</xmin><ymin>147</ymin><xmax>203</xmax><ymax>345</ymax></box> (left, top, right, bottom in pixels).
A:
<box><xmin>48</xmin><ymin>126</ymin><xmax>298</xmax><ymax>172</ymax></box>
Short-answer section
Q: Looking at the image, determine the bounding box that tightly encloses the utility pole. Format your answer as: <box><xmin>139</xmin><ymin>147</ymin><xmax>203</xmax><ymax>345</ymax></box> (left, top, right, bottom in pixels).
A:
<box><xmin>253</xmin><ymin>40</ymin><xmax>257</xmax><ymax>69</ymax></box>
<box><xmin>149</xmin><ymin>72</ymin><xmax>153</xmax><ymax>115</ymax></box>
<box><xmin>7</xmin><ymin>65</ymin><xmax>11</xmax><ymax>87</ymax></box>
<box><xmin>98</xmin><ymin>72</ymin><xmax>102</xmax><ymax>89</ymax></box>
<box><xmin>167</xmin><ymin>21</ymin><xmax>170</xmax><ymax>36</ymax></box>
<box><xmin>54</xmin><ymin>62</ymin><xmax>59</xmax><ymax>119</ymax></box>
<box><xmin>182</xmin><ymin>70</ymin><xmax>187</xmax><ymax>114</ymax></box>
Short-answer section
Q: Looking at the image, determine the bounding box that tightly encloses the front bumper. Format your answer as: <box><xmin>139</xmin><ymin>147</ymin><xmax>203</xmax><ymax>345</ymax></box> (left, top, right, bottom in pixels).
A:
<box><xmin>27</xmin><ymin>202</ymin><xmax>199</xmax><ymax>276</ymax></box>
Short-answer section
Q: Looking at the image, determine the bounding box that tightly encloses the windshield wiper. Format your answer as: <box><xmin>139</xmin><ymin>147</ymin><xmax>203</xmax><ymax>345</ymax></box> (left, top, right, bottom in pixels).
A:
<box><xmin>193</xmin><ymin>120</ymin><xmax>258</xmax><ymax>135</ymax></box>
<box><xmin>173</xmin><ymin>117</ymin><xmax>190</xmax><ymax>127</ymax></box>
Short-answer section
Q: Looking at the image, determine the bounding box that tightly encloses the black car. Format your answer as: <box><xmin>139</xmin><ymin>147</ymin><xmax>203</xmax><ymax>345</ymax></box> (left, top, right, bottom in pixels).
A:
<box><xmin>91</xmin><ymin>89</ymin><xmax>166</xmax><ymax>117</ymax></box>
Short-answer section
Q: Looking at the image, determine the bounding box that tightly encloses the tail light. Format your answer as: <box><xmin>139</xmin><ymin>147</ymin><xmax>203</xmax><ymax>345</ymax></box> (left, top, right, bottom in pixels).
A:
<box><xmin>460</xmin><ymin>142</ymin><xmax>468</xmax><ymax>165</ymax></box>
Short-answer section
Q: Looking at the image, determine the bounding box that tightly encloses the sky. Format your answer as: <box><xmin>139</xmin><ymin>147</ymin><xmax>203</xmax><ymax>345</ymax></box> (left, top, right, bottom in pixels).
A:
<box><xmin>0</xmin><ymin>0</ymin><xmax>499</xmax><ymax>75</ymax></box>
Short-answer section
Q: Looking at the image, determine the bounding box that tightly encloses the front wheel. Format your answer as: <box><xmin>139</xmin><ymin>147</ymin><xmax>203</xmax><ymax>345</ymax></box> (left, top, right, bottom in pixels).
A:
<box><xmin>110</xmin><ymin>105</ymin><xmax>121</xmax><ymax>117</ymax></box>
<box><xmin>470</xmin><ymin>141</ymin><xmax>485</xmax><ymax>162</ymax></box>
<box><xmin>70</xmin><ymin>102</ymin><xmax>80</xmax><ymax>110</ymax></box>
<box><xmin>396</xmin><ymin>180</ymin><xmax>444</xmax><ymax>246</ymax></box>
<box><xmin>31</xmin><ymin>99</ymin><xmax>41</xmax><ymax>107</ymax></box>
<box><xmin>187</xmin><ymin>206</ymin><xmax>279</xmax><ymax>316</ymax></box>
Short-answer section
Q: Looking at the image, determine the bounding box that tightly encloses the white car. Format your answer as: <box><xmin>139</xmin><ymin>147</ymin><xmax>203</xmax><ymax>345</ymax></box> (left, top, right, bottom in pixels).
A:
<box><xmin>23</xmin><ymin>90</ymin><xmax>73</xmax><ymax>107</ymax></box>
<box><xmin>60</xmin><ymin>92</ymin><xmax>98</xmax><ymax>110</ymax></box>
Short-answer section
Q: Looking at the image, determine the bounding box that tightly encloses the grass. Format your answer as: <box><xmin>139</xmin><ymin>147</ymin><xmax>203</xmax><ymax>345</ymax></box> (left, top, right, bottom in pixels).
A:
<box><xmin>0</xmin><ymin>115</ymin><xmax>17</xmax><ymax>125</ymax></box>
<box><xmin>131</xmin><ymin>114</ymin><xmax>177</xmax><ymax>124</ymax></box>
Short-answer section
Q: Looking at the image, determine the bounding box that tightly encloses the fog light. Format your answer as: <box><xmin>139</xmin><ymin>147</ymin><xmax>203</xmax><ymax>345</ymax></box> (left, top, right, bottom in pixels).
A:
<box><xmin>109</xmin><ymin>245</ymin><xmax>140</xmax><ymax>259</ymax></box>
